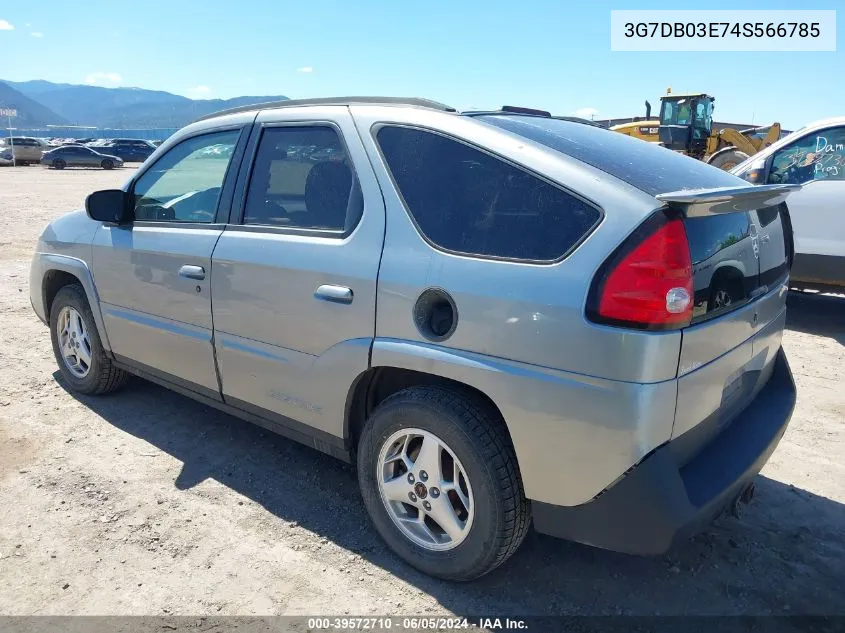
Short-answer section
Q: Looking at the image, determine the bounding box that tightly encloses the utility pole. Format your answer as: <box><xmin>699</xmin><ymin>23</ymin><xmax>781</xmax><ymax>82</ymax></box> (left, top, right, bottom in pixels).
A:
<box><xmin>1</xmin><ymin>108</ymin><xmax>17</xmax><ymax>167</ymax></box>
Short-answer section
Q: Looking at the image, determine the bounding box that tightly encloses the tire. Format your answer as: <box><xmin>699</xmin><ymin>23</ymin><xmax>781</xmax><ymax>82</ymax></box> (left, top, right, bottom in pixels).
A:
<box><xmin>709</xmin><ymin>274</ymin><xmax>744</xmax><ymax>311</ymax></box>
<box><xmin>707</xmin><ymin>148</ymin><xmax>750</xmax><ymax>171</ymax></box>
<box><xmin>49</xmin><ymin>284</ymin><xmax>129</xmax><ymax>395</ymax></box>
<box><xmin>101</xmin><ymin>159</ymin><xmax>114</xmax><ymax>170</ymax></box>
<box><xmin>357</xmin><ymin>386</ymin><xmax>530</xmax><ymax>581</ymax></box>
<box><xmin>53</xmin><ymin>159</ymin><xmax>66</xmax><ymax>170</ymax></box>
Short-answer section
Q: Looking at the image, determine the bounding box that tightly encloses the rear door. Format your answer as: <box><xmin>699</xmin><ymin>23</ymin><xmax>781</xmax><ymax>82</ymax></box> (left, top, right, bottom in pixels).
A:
<box><xmin>210</xmin><ymin>106</ymin><xmax>385</xmax><ymax>435</ymax></box>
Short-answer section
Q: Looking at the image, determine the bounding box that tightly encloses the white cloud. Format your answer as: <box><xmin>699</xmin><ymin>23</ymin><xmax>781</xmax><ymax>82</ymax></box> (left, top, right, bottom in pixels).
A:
<box><xmin>0</xmin><ymin>19</ymin><xmax>14</xmax><ymax>30</ymax></box>
<box><xmin>30</xmin><ymin>31</ymin><xmax>43</xmax><ymax>38</ymax></box>
<box><xmin>25</xmin><ymin>22</ymin><xmax>31</xmax><ymax>27</ymax></box>
<box><xmin>574</xmin><ymin>107</ymin><xmax>599</xmax><ymax>119</ymax></box>
<box><xmin>297</xmin><ymin>66</ymin><xmax>314</xmax><ymax>73</ymax></box>
<box><xmin>84</xmin><ymin>72</ymin><xmax>122</xmax><ymax>85</ymax></box>
<box><xmin>187</xmin><ymin>85</ymin><xmax>212</xmax><ymax>99</ymax></box>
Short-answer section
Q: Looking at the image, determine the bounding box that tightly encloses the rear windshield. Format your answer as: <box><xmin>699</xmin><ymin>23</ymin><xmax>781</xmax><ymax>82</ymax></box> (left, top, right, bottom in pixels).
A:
<box><xmin>478</xmin><ymin>114</ymin><xmax>744</xmax><ymax>196</ymax></box>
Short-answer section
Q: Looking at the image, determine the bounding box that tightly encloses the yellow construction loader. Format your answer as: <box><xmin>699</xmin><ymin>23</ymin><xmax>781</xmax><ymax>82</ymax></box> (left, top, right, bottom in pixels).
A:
<box><xmin>611</xmin><ymin>92</ymin><xmax>781</xmax><ymax>171</ymax></box>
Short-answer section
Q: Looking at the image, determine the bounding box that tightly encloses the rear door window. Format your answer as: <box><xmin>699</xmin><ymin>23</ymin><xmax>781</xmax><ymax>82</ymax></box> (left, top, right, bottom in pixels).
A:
<box><xmin>242</xmin><ymin>125</ymin><xmax>361</xmax><ymax>232</ymax></box>
<box><xmin>375</xmin><ymin>125</ymin><xmax>601</xmax><ymax>262</ymax></box>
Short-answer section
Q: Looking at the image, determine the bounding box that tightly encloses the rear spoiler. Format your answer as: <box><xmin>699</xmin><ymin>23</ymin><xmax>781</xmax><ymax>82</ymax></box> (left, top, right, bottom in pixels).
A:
<box><xmin>655</xmin><ymin>183</ymin><xmax>801</xmax><ymax>217</ymax></box>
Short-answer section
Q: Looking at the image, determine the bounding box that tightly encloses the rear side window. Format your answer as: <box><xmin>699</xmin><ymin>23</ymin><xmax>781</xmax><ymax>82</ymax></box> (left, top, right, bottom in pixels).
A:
<box><xmin>243</xmin><ymin>126</ymin><xmax>361</xmax><ymax>232</ymax></box>
<box><xmin>375</xmin><ymin>126</ymin><xmax>601</xmax><ymax>261</ymax></box>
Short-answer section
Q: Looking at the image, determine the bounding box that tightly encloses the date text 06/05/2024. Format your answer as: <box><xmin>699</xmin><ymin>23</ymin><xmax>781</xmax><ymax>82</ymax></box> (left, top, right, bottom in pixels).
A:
<box><xmin>306</xmin><ymin>617</ymin><xmax>528</xmax><ymax>630</ymax></box>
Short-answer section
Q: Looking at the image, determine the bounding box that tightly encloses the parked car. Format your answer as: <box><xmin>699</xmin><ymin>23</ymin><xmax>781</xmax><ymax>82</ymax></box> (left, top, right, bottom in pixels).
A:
<box><xmin>95</xmin><ymin>139</ymin><xmax>156</xmax><ymax>162</ymax></box>
<box><xmin>30</xmin><ymin>97</ymin><xmax>798</xmax><ymax>581</ymax></box>
<box><xmin>733</xmin><ymin>116</ymin><xmax>845</xmax><ymax>291</ymax></box>
<box><xmin>0</xmin><ymin>147</ymin><xmax>14</xmax><ymax>166</ymax></box>
<box><xmin>0</xmin><ymin>136</ymin><xmax>46</xmax><ymax>165</ymax></box>
<box><xmin>41</xmin><ymin>145</ymin><xmax>124</xmax><ymax>170</ymax></box>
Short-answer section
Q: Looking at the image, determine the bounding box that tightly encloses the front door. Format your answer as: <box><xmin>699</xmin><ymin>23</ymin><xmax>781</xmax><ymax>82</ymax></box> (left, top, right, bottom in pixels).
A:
<box><xmin>91</xmin><ymin>126</ymin><xmax>247</xmax><ymax>397</ymax></box>
<box><xmin>766</xmin><ymin>125</ymin><xmax>845</xmax><ymax>284</ymax></box>
<box><xmin>211</xmin><ymin>106</ymin><xmax>385</xmax><ymax>434</ymax></box>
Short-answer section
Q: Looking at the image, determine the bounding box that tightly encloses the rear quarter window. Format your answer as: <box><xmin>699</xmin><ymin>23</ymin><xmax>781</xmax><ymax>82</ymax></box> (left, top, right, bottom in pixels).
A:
<box><xmin>375</xmin><ymin>125</ymin><xmax>601</xmax><ymax>262</ymax></box>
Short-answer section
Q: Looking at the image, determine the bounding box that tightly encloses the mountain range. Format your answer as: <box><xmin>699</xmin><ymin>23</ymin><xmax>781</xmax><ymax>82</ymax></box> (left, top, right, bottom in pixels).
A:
<box><xmin>0</xmin><ymin>80</ymin><xmax>288</xmax><ymax>129</ymax></box>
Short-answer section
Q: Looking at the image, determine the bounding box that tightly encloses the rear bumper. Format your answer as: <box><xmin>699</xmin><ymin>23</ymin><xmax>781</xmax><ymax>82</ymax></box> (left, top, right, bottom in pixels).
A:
<box><xmin>532</xmin><ymin>348</ymin><xmax>796</xmax><ymax>555</ymax></box>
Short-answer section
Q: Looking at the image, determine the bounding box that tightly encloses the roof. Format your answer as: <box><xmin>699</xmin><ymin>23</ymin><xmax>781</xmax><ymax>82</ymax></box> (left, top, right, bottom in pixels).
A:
<box><xmin>661</xmin><ymin>93</ymin><xmax>712</xmax><ymax>99</ymax></box>
<box><xmin>193</xmin><ymin>98</ymin><xmax>618</xmax><ymax>133</ymax></box>
<box><xmin>194</xmin><ymin>96</ymin><xmax>457</xmax><ymax>122</ymax></box>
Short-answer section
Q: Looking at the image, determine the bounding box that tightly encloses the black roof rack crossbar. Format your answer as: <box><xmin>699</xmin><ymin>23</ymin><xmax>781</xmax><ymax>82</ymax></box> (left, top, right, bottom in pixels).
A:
<box><xmin>501</xmin><ymin>105</ymin><xmax>551</xmax><ymax>117</ymax></box>
<box><xmin>193</xmin><ymin>96</ymin><xmax>456</xmax><ymax>122</ymax></box>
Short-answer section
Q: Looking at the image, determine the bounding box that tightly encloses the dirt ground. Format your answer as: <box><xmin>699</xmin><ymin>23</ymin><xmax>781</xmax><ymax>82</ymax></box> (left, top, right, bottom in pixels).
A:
<box><xmin>0</xmin><ymin>166</ymin><xmax>843</xmax><ymax>618</ymax></box>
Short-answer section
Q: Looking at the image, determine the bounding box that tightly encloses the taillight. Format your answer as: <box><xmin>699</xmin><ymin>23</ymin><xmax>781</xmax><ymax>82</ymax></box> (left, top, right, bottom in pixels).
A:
<box><xmin>587</xmin><ymin>214</ymin><xmax>693</xmax><ymax>330</ymax></box>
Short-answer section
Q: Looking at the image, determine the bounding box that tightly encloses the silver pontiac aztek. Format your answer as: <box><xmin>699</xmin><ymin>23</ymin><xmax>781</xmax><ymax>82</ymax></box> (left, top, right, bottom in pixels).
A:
<box><xmin>30</xmin><ymin>97</ymin><xmax>798</xmax><ymax>581</ymax></box>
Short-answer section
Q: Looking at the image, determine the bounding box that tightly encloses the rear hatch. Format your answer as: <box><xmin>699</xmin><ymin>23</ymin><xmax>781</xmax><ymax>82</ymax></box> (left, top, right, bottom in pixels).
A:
<box><xmin>478</xmin><ymin>114</ymin><xmax>800</xmax><ymax>434</ymax></box>
<box><xmin>477</xmin><ymin>115</ymin><xmax>797</xmax><ymax>450</ymax></box>
<box><xmin>655</xmin><ymin>186</ymin><xmax>796</xmax><ymax>455</ymax></box>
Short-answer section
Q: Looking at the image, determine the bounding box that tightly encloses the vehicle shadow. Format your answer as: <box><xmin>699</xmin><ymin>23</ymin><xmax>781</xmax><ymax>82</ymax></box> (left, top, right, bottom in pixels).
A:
<box><xmin>786</xmin><ymin>291</ymin><xmax>845</xmax><ymax>345</ymax></box>
<box><xmin>55</xmin><ymin>373</ymin><xmax>845</xmax><ymax>617</ymax></box>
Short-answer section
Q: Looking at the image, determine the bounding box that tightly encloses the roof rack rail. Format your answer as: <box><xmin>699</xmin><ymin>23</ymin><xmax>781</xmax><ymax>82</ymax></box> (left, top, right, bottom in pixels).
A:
<box><xmin>194</xmin><ymin>96</ymin><xmax>457</xmax><ymax>122</ymax></box>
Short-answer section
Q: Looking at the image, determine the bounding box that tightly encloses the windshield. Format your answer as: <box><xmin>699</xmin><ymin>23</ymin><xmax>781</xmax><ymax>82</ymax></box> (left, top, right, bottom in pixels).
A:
<box><xmin>478</xmin><ymin>114</ymin><xmax>743</xmax><ymax>197</ymax></box>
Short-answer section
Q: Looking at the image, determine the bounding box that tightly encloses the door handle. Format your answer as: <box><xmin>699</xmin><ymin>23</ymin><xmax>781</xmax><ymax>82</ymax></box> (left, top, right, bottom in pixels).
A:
<box><xmin>178</xmin><ymin>265</ymin><xmax>206</xmax><ymax>280</ymax></box>
<box><xmin>314</xmin><ymin>284</ymin><xmax>353</xmax><ymax>304</ymax></box>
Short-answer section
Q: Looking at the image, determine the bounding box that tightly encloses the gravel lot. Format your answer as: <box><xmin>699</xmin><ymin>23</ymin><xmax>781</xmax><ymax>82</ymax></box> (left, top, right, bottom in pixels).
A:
<box><xmin>1</xmin><ymin>166</ymin><xmax>843</xmax><ymax>618</ymax></box>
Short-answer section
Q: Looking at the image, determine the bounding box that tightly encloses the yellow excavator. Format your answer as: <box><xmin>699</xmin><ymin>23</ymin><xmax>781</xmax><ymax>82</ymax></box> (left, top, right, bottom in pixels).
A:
<box><xmin>611</xmin><ymin>91</ymin><xmax>781</xmax><ymax>171</ymax></box>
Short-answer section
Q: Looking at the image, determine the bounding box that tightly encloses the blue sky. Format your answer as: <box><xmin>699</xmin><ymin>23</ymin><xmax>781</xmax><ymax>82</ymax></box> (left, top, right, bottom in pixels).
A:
<box><xmin>0</xmin><ymin>0</ymin><xmax>841</xmax><ymax>129</ymax></box>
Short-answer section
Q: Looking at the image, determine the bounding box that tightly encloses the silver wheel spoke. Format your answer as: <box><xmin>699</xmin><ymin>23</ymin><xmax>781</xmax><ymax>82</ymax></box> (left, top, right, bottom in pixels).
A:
<box><xmin>398</xmin><ymin>514</ymin><xmax>437</xmax><ymax>544</ymax></box>
<box><xmin>445</xmin><ymin>481</ymin><xmax>471</xmax><ymax>513</ymax></box>
<box><xmin>70</xmin><ymin>313</ymin><xmax>82</xmax><ymax>338</ymax></box>
<box><xmin>412</xmin><ymin>435</ymin><xmax>441</xmax><ymax>479</ymax></box>
<box><xmin>382</xmin><ymin>476</ymin><xmax>411</xmax><ymax>503</ymax></box>
<box><xmin>426</xmin><ymin>498</ymin><xmax>465</xmax><ymax>542</ymax></box>
<box><xmin>384</xmin><ymin>435</ymin><xmax>414</xmax><ymax>473</ymax></box>
<box><xmin>76</xmin><ymin>340</ymin><xmax>92</xmax><ymax>368</ymax></box>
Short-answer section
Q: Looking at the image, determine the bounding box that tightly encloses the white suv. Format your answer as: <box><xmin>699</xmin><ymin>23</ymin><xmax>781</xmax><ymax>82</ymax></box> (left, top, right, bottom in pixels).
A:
<box><xmin>733</xmin><ymin>117</ymin><xmax>845</xmax><ymax>291</ymax></box>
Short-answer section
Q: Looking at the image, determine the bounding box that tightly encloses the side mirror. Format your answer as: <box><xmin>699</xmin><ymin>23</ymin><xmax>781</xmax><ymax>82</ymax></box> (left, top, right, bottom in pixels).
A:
<box><xmin>735</xmin><ymin>158</ymin><xmax>769</xmax><ymax>185</ymax></box>
<box><xmin>85</xmin><ymin>189</ymin><xmax>133</xmax><ymax>224</ymax></box>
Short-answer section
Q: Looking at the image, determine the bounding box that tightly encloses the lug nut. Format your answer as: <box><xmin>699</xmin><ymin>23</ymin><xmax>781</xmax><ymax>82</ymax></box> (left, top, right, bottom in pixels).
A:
<box><xmin>430</xmin><ymin>487</ymin><xmax>440</xmax><ymax>498</ymax></box>
<box><xmin>408</xmin><ymin>492</ymin><xmax>417</xmax><ymax>502</ymax></box>
<box><xmin>423</xmin><ymin>501</ymin><xmax>431</xmax><ymax>511</ymax></box>
<box><xmin>419</xmin><ymin>470</ymin><xmax>428</xmax><ymax>482</ymax></box>
<box><xmin>407</xmin><ymin>473</ymin><xmax>415</xmax><ymax>484</ymax></box>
